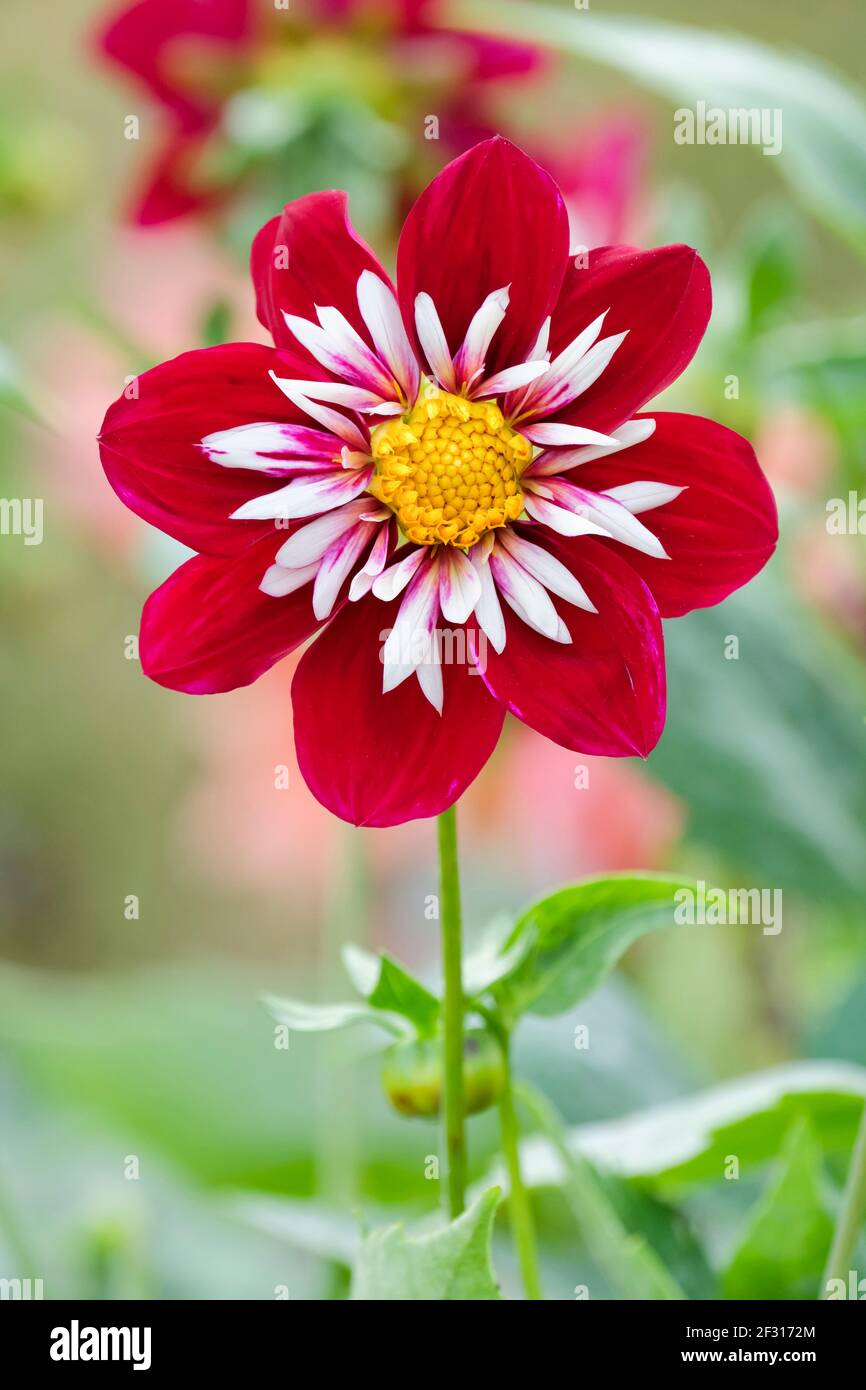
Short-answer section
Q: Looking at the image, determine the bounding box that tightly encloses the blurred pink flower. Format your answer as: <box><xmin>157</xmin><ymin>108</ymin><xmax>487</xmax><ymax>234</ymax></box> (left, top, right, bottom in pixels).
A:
<box><xmin>536</xmin><ymin>114</ymin><xmax>648</xmax><ymax>250</ymax></box>
<box><xmin>754</xmin><ymin>403</ymin><xmax>836</xmax><ymax>498</ymax></box>
<box><xmin>174</xmin><ymin>662</ymin><xmax>683</xmax><ymax>902</ymax></box>
<box><xmin>755</xmin><ymin>405</ymin><xmax>866</xmax><ymax>643</ymax></box>
<box><xmin>462</xmin><ymin>724</ymin><xmax>684</xmax><ymax>889</ymax></box>
<box><xmin>796</xmin><ymin>524</ymin><xmax>866</xmax><ymax>644</ymax></box>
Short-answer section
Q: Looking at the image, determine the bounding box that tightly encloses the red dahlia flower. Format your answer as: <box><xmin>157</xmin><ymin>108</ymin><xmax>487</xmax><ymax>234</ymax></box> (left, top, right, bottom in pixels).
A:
<box><xmin>99</xmin><ymin>139</ymin><xmax>778</xmax><ymax>826</ymax></box>
<box><xmin>97</xmin><ymin>0</ymin><xmax>539</xmax><ymax>224</ymax></box>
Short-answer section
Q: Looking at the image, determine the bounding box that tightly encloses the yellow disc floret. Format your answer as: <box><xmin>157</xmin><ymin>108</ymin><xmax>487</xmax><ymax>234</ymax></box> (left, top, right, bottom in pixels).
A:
<box><xmin>368</xmin><ymin>390</ymin><xmax>531</xmax><ymax>548</ymax></box>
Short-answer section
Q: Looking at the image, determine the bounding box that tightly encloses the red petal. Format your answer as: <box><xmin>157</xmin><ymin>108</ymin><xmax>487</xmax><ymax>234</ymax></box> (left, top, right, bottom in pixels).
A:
<box><xmin>99</xmin><ymin>342</ymin><xmax>324</xmax><ymax>556</ymax></box>
<box><xmin>457</xmin><ymin>33</ymin><xmax>544</xmax><ymax>80</ymax></box>
<box><xmin>477</xmin><ymin>534</ymin><xmax>666</xmax><ymax>757</ymax></box>
<box><xmin>140</xmin><ymin>535</ymin><xmax>322</xmax><ymax>693</ymax></box>
<box><xmin>98</xmin><ymin>0</ymin><xmax>252</xmax><ymax>129</ymax></box>
<box><xmin>549</xmin><ymin>244</ymin><xmax>711</xmax><ymax>434</ymax></box>
<box><xmin>292</xmin><ymin>592</ymin><xmax>504</xmax><ymax>826</ymax></box>
<box><xmin>574</xmin><ymin>413</ymin><xmax>778</xmax><ymax>617</ymax></box>
<box><xmin>250</xmin><ymin>192</ymin><xmax>396</xmax><ymax>354</ymax></box>
<box><xmin>397</xmin><ymin>137</ymin><xmax>569</xmax><ymax>376</ymax></box>
<box><xmin>127</xmin><ymin>126</ymin><xmax>222</xmax><ymax>227</ymax></box>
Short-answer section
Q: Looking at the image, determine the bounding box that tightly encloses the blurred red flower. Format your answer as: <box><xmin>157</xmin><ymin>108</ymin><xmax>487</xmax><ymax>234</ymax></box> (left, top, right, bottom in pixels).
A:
<box><xmin>97</xmin><ymin>0</ymin><xmax>541</xmax><ymax>224</ymax></box>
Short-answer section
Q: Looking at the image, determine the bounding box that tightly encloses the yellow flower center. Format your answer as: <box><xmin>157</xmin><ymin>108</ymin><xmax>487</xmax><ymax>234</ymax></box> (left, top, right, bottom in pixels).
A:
<box><xmin>368</xmin><ymin>391</ymin><xmax>531</xmax><ymax>548</ymax></box>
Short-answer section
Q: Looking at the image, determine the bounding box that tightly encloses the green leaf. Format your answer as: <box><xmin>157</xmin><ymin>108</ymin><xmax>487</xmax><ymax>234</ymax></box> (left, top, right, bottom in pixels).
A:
<box><xmin>233</xmin><ymin>1194</ymin><xmax>360</xmax><ymax>1266</ymax></box>
<box><xmin>514</xmin><ymin>1062</ymin><xmax>866</xmax><ymax>1196</ymax></box>
<box><xmin>342</xmin><ymin>945</ymin><xmax>440</xmax><ymax>1036</ymax></box>
<box><xmin>462</xmin><ymin>914</ymin><xmax>537</xmax><ymax>997</ymax></box>
<box><xmin>350</xmin><ymin>1187</ymin><xmax>502</xmax><ymax>1300</ymax></box>
<box><xmin>650</xmin><ymin>571</ymin><xmax>866</xmax><ymax>904</ymax></box>
<box><xmin>263</xmin><ymin>993</ymin><xmax>409</xmax><ymax>1038</ymax></box>
<box><xmin>450</xmin><ymin>3</ymin><xmax>866</xmax><ymax>256</ymax></box>
<box><xmin>723</xmin><ymin>1119</ymin><xmax>833</xmax><ymax>1299</ymax></box>
<box><xmin>491</xmin><ymin>875</ymin><xmax>689</xmax><ymax>1022</ymax></box>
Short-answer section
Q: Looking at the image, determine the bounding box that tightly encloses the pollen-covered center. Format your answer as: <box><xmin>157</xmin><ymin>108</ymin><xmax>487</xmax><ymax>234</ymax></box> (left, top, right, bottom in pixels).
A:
<box><xmin>368</xmin><ymin>390</ymin><xmax>531</xmax><ymax>547</ymax></box>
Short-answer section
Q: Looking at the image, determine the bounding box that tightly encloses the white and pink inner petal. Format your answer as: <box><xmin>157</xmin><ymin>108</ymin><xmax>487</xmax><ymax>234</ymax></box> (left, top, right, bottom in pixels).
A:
<box><xmin>273</xmin><ymin>273</ymin><xmax>420</xmax><ymax>417</ymax></box>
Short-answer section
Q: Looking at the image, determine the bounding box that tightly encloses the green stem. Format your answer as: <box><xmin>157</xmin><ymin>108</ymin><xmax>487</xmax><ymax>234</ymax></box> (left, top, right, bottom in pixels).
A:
<box><xmin>821</xmin><ymin>1099</ymin><xmax>866</xmax><ymax>1297</ymax></box>
<box><xmin>498</xmin><ymin>1034</ymin><xmax>543</xmax><ymax>1300</ymax></box>
<box><xmin>437</xmin><ymin>805</ymin><xmax>466</xmax><ymax>1218</ymax></box>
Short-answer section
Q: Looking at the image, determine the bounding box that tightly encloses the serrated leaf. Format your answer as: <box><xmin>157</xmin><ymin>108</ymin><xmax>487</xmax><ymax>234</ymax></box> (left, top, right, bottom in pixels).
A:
<box><xmin>263</xmin><ymin>993</ymin><xmax>409</xmax><ymax>1038</ymax></box>
<box><xmin>342</xmin><ymin>946</ymin><xmax>440</xmax><ymax>1036</ymax></box>
<box><xmin>491</xmin><ymin>875</ymin><xmax>689</xmax><ymax>1022</ymax></box>
<box><xmin>462</xmin><ymin>914</ymin><xmax>537</xmax><ymax>998</ymax></box>
<box><xmin>513</xmin><ymin>1062</ymin><xmax>866</xmax><ymax>1196</ymax></box>
<box><xmin>452</xmin><ymin>3</ymin><xmax>866</xmax><ymax>256</ymax></box>
<box><xmin>723</xmin><ymin>1118</ymin><xmax>833</xmax><ymax>1299</ymax></box>
<box><xmin>350</xmin><ymin>1187</ymin><xmax>502</xmax><ymax>1300</ymax></box>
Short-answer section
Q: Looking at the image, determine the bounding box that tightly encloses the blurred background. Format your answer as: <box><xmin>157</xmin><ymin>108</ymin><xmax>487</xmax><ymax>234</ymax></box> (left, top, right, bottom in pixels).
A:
<box><xmin>1</xmin><ymin>0</ymin><xmax>865</xmax><ymax>1299</ymax></box>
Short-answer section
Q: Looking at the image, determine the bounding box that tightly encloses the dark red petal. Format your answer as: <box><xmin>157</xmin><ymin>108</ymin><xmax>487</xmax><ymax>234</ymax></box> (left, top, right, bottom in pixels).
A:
<box><xmin>549</xmin><ymin>244</ymin><xmax>711</xmax><ymax>434</ymax></box>
<box><xmin>397</xmin><ymin>137</ymin><xmax>570</xmax><ymax>376</ymax></box>
<box><xmin>99</xmin><ymin>343</ymin><xmax>323</xmax><ymax>556</ymax></box>
<box><xmin>140</xmin><ymin>535</ymin><xmax>322</xmax><ymax>693</ymax></box>
<box><xmin>98</xmin><ymin>0</ymin><xmax>253</xmax><ymax>129</ymax></box>
<box><xmin>292</xmin><ymin>592</ymin><xmax>504</xmax><ymax>827</ymax></box>
<box><xmin>574</xmin><ymin>413</ymin><xmax>778</xmax><ymax>617</ymax></box>
<box><xmin>478</xmin><ymin>535</ymin><xmax>666</xmax><ymax>757</ymax></box>
<box><xmin>250</xmin><ymin>192</ymin><xmax>395</xmax><ymax>353</ymax></box>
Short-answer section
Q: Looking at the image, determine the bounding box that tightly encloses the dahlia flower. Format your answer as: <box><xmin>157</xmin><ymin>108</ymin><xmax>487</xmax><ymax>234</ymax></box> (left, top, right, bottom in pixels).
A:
<box><xmin>97</xmin><ymin>0</ymin><xmax>539</xmax><ymax>224</ymax></box>
<box><xmin>99</xmin><ymin>138</ymin><xmax>777</xmax><ymax>826</ymax></box>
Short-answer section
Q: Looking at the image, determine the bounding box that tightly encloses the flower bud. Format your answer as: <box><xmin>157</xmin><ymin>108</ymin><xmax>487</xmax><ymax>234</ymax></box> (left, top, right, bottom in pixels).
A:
<box><xmin>381</xmin><ymin>1028</ymin><xmax>505</xmax><ymax>1119</ymax></box>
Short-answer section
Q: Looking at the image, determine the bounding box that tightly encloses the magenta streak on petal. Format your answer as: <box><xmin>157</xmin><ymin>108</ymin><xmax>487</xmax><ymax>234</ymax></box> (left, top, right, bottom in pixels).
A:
<box><xmin>284</xmin><ymin>310</ymin><xmax>397</xmax><ymax>399</ymax></box>
<box><xmin>200</xmin><ymin>421</ymin><xmax>344</xmax><ymax>472</ymax></box>
<box><xmin>313</xmin><ymin>520</ymin><xmax>379</xmax><ymax>620</ymax></box>
<box><xmin>356</xmin><ymin>271</ymin><xmax>420</xmax><ymax>405</ymax></box>
<box><xmin>230</xmin><ymin>465</ymin><xmax>373</xmax><ymax>522</ymax></box>
<box><xmin>270</xmin><ymin>383</ymin><xmax>370</xmax><ymax>452</ymax></box>
<box><xmin>489</xmin><ymin>545</ymin><xmax>565</xmax><ymax>642</ymax></box>
<box><xmin>542</xmin><ymin>478</ymin><xmax>668</xmax><ymax>558</ymax></box>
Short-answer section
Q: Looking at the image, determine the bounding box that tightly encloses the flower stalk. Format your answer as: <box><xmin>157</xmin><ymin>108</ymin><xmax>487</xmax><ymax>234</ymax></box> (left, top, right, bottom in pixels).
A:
<box><xmin>437</xmin><ymin>804</ymin><xmax>467</xmax><ymax>1218</ymax></box>
<box><xmin>497</xmin><ymin>1033</ymin><xmax>543</xmax><ymax>1300</ymax></box>
<box><xmin>821</xmin><ymin>1098</ymin><xmax>866</xmax><ymax>1297</ymax></box>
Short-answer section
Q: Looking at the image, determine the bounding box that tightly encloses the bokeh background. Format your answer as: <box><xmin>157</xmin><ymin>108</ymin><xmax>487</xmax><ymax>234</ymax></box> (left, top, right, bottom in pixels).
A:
<box><xmin>1</xmin><ymin>0</ymin><xmax>865</xmax><ymax>1299</ymax></box>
